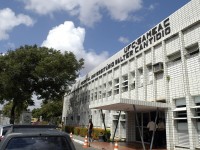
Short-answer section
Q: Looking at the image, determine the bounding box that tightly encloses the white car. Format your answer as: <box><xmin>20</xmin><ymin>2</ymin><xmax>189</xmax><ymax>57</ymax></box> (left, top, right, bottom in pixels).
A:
<box><xmin>0</xmin><ymin>125</ymin><xmax>12</xmax><ymax>141</ymax></box>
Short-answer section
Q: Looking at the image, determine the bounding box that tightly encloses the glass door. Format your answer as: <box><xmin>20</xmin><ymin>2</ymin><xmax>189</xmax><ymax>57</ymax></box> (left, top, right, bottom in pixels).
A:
<box><xmin>135</xmin><ymin>112</ymin><xmax>150</xmax><ymax>142</ymax></box>
<box><xmin>143</xmin><ymin>112</ymin><xmax>150</xmax><ymax>142</ymax></box>
<box><xmin>135</xmin><ymin>111</ymin><xmax>166</xmax><ymax>144</ymax></box>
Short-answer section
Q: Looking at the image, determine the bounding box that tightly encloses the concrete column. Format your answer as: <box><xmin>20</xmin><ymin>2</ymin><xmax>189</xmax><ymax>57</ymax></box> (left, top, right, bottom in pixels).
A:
<box><xmin>128</xmin><ymin>60</ymin><xmax>131</xmax><ymax>99</ymax></box>
<box><xmin>143</xmin><ymin>52</ymin><xmax>147</xmax><ymax>101</ymax></box>
<box><xmin>135</xmin><ymin>56</ymin><xmax>139</xmax><ymax>100</ymax></box>
<box><xmin>179</xmin><ymin>31</ymin><xmax>195</xmax><ymax>150</ymax></box>
<box><xmin>119</xmin><ymin>65</ymin><xmax>122</xmax><ymax>99</ymax></box>
<box><xmin>162</xmin><ymin>40</ymin><xmax>175</xmax><ymax>150</ymax></box>
<box><xmin>111</xmin><ymin>68</ymin><xmax>114</xmax><ymax>101</ymax></box>
<box><xmin>151</xmin><ymin>47</ymin><xmax>156</xmax><ymax>101</ymax></box>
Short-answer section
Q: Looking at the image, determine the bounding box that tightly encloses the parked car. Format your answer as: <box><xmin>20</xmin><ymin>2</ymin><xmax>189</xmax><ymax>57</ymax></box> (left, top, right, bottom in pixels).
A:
<box><xmin>0</xmin><ymin>125</ymin><xmax>76</xmax><ymax>150</ymax></box>
<box><xmin>0</xmin><ymin>125</ymin><xmax>12</xmax><ymax>141</ymax></box>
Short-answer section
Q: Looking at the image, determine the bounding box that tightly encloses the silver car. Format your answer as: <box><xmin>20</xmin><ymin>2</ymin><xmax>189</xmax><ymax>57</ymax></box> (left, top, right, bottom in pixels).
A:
<box><xmin>0</xmin><ymin>125</ymin><xmax>76</xmax><ymax>150</ymax></box>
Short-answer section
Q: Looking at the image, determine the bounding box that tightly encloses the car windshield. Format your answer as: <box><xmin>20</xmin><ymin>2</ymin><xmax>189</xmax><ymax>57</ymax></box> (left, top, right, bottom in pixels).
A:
<box><xmin>5</xmin><ymin>136</ymin><xmax>71</xmax><ymax>150</ymax></box>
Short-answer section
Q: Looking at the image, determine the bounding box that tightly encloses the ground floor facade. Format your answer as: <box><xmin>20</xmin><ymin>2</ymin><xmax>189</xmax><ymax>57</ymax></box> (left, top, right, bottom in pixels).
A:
<box><xmin>62</xmin><ymin>0</ymin><xmax>200</xmax><ymax>149</ymax></box>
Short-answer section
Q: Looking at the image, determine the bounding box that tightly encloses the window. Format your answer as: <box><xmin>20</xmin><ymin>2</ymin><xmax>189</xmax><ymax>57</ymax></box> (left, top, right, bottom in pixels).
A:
<box><xmin>107</xmin><ymin>91</ymin><xmax>112</xmax><ymax>97</ymax></box>
<box><xmin>147</xmin><ymin>65</ymin><xmax>153</xmax><ymax>84</ymax></box>
<box><xmin>138</xmin><ymin>68</ymin><xmax>143</xmax><ymax>87</ymax></box>
<box><xmin>191</xmin><ymin>96</ymin><xmax>200</xmax><ymax>120</ymax></box>
<box><xmin>167</xmin><ymin>51</ymin><xmax>181</xmax><ymax>63</ymax></box>
<box><xmin>94</xmin><ymin>92</ymin><xmax>97</xmax><ymax>100</ymax></box>
<box><xmin>114</xmin><ymin>78</ymin><xmax>119</xmax><ymax>94</ymax></box>
<box><xmin>91</xmin><ymin>93</ymin><xmax>93</xmax><ymax>101</ymax></box>
<box><xmin>5</xmin><ymin>136</ymin><xmax>71</xmax><ymax>150</ymax></box>
<box><xmin>130</xmin><ymin>71</ymin><xmax>135</xmax><ymax>90</ymax></box>
<box><xmin>102</xmin><ymin>83</ymin><xmax>106</xmax><ymax>98</ymax></box>
<box><xmin>108</xmin><ymin>81</ymin><xmax>112</xmax><ymax>88</ymax></box>
<box><xmin>122</xmin><ymin>74</ymin><xmax>128</xmax><ymax>92</ymax></box>
<box><xmin>176</xmin><ymin>111</ymin><xmax>187</xmax><ymax>118</ymax></box>
<box><xmin>185</xmin><ymin>44</ymin><xmax>199</xmax><ymax>58</ymax></box>
<box><xmin>102</xmin><ymin>93</ymin><xmax>106</xmax><ymax>98</ymax></box>
<box><xmin>99</xmin><ymin>91</ymin><xmax>102</xmax><ymax>99</ymax></box>
<box><xmin>173</xmin><ymin>98</ymin><xmax>187</xmax><ymax>122</ymax></box>
<box><xmin>107</xmin><ymin>81</ymin><xmax>112</xmax><ymax>97</ymax></box>
<box><xmin>130</xmin><ymin>81</ymin><xmax>135</xmax><ymax>90</ymax></box>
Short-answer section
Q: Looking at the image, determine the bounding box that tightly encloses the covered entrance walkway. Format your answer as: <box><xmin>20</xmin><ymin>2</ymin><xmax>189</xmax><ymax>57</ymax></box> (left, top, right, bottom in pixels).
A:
<box><xmin>89</xmin><ymin>141</ymin><xmax>167</xmax><ymax>150</ymax></box>
<box><xmin>89</xmin><ymin>98</ymin><xmax>170</xmax><ymax>150</ymax></box>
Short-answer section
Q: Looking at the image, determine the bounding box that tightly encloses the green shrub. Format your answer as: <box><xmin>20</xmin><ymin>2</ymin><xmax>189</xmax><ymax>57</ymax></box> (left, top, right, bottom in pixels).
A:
<box><xmin>64</xmin><ymin>126</ymin><xmax>75</xmax><ymax>134</ymax></box>
<box><xmin>74</xmin><ymin>127</ymin><xmax>81</xmax><ymax>135</ymax></box>
<box><xmin>79</xmin><ymin>127</ymin><xmax>88</xmax><ymax>137</ymax></box>
<box><xmin>92</xmin><ymin>128</ymin><xmax>111</xmax><ymax>141</ymax></box>
<box><xmin>63</xmin><ymin>125</ymin><xmax>111</xmax><ymax>141</ymax></box>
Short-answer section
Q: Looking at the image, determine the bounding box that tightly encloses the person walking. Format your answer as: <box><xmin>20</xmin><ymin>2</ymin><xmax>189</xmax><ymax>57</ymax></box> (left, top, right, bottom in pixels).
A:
<box><xmin>88</xmin><ymin>119</ymin><xmax>93</xmax><ymax>142</ymax></box>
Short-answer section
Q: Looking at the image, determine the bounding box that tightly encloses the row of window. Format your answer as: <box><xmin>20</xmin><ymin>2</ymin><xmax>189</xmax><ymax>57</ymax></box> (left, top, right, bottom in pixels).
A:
<box><xmin>70</xmin><ymin>44</ymin><xmax>199</xmax><ymax>102</ymax></box>
<box><xmin>173</xmin><ymin>96</ymin><xmax>200</xmax><ymax>123</ymax></box>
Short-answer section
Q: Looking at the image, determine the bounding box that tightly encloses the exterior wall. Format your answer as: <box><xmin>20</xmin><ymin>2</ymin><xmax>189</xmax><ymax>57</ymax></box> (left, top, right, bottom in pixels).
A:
<box><xmin>62</xmin><ymin>0</ymin><xmax>200</xmax><ymax>149</ymax></box>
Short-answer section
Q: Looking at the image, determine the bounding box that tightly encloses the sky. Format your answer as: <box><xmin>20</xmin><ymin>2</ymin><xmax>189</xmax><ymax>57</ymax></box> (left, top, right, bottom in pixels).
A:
<box><xmin>0</xmin><ymin>0</ymin><xmax>190</xmax><ymax>109</ymax></box>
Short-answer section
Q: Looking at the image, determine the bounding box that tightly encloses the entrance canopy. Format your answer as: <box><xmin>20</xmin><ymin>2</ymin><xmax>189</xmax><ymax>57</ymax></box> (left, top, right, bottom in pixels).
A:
<box><xmin>89</xmin><ymin>98</ymin><xmax>170</xmax><ymax>111</ymax></box>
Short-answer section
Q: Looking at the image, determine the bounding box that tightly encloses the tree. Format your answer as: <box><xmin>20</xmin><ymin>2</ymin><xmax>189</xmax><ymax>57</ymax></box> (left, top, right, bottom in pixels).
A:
<box><xmin>32</xmin><ymin>108</ymin><xmax>42</xmax><ymax>119</ymax></box>
<box><xmin>32</xmin><ymin>100</ymin><xmax>63</xmax><ymax>125</ymax></box>
<box><xmin>0</xmin><ymin>45</ymin><xmax>84</xmax><ymax>124</ymax></box>
<box><xmin>2</xmin><ymin>101</ymin><xmax>29</xmax><ymax>123</ymax></box>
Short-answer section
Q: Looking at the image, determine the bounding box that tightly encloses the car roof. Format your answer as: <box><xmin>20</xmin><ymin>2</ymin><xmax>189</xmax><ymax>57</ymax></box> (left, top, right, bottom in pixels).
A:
<box><xmin>5</xmin><ymin>132</ymin><xmax>68</xmax><ymax>138</ymax></box>
<box><xmin>11</xmin><ymin>125</ymin><xmax>57</xmax><ymax>129</ymax></box>
<box><xmin>0</xmin><ymin>125</ymin><xmax>12</xmax><ymax>128</ymax></box>
<box><xmin>6</xmin><ymin>125</ymin><xmax>67</xmax><ymax>135</ymax></box>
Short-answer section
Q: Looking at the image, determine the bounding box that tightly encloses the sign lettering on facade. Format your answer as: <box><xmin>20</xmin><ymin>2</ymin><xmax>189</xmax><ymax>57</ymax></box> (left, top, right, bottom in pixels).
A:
<box><xmin>81</xmin><ymin>18</ymin><xmax>171</xmax><ymax>85</ymax></box>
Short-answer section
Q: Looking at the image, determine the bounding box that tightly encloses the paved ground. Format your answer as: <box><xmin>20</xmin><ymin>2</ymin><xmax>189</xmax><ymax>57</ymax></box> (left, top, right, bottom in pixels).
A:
<box><xmin>71</xmin><ymin>134</ymin><xmax>167</xmax><ymax>150</ymax></box>
<box><xmin>74</xmin><ymin>141</ymin><xmax>97</xmax><ymax>150</ymax></box>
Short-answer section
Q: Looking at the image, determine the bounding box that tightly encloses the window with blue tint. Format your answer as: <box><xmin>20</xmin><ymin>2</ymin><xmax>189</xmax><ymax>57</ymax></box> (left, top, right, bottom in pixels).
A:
<box><xmin>5</xmin><ymin>136</ymin><xmax>71</xmax><ymax>150</ymax></box>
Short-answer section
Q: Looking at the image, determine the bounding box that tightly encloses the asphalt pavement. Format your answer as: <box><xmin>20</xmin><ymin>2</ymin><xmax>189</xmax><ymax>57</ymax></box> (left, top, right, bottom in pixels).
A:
<box><xmin>71</xmin><ymin>133</ymin><xmax>167</xmax><ymax>150</ymax></box>
<box><xmin>74</xmin><ymin>142</ymin><xmax>98</xmax><ymax>150</ymax></box>
<box><xmin>71</xmin><ymin>134</ymin><xmax>100</xmax><ymax>150</ymax></box>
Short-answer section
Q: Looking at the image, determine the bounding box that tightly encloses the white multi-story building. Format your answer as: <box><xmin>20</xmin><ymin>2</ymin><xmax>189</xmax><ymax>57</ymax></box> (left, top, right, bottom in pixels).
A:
<box><xmin>62</xmin><ymin>0</ymin><xmax>200</xmax><ymax>149</ymax></box>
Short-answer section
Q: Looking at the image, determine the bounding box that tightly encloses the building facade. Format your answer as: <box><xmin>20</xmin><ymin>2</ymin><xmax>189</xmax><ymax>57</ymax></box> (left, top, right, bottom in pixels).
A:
<box><xmin>62</xmin><ymin>0</ymin><xmax>200</xmax><ymax>149</ymax></box>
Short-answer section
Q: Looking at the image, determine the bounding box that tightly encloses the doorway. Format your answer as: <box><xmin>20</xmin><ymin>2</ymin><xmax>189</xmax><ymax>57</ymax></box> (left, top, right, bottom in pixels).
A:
<box><xmin>135</xmin><ymin>112</ymin><xmax>149</xmax><ymax>142</ymax></box>
<box><xmin>135</xmin><ymin>111</ymin><xmax>165</xmax><ymax>143</ymax></box>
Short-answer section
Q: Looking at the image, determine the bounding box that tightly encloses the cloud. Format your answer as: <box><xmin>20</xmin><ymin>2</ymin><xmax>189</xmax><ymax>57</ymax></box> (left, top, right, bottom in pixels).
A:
<box><xmin>42</xmin><ymin>21</ymin><xmax>85</xmax><ymax>55</ymax></box>
<box><xmin>21</xmin><ymin>0</ymin><xmax>143</xmax><ymax>27</ymax></box>
<box><xmin>118</xmin><ymin>36</ymin><xmax>130</xmax><ymax>44</ymax></box>
<box><xmin>148</xmin><ymin>4</ymin><xmax>156</xmax><ymax>11</ymax></box>
<box><xmin>101</xmin><ymin>0</ymin><xmax>142</xmax><ymax>21</ymax></box>
<box><xmin>0</xmin><ymin>8</ymin><xmax>34</xmax><ymax>40</ymax></box>
<box><xmin>42</xmin><ymin>21</ymin><xmax>109</xmax><ymax>76</ymax></box>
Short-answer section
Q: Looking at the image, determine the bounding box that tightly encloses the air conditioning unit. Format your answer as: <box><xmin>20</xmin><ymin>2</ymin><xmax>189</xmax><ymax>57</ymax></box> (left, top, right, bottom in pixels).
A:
<box><xmin>153</xmin><ymin>62</ymin><xmax>163</xmax><ymax>73</ymax></box>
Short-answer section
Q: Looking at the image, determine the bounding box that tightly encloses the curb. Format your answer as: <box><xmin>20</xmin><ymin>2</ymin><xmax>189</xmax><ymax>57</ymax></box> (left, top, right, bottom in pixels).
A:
<box><xmin>73</xmin><ymin>139</ymin><xmax>84</xmax><ymax>145</ymax></box>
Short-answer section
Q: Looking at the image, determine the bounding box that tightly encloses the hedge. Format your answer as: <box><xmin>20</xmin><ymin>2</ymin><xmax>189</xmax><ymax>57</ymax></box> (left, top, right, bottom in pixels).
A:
<box><xmin>63</xmin><ymin>125</ymin><xmax>111</xmax><ymax>141</ymax></box>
